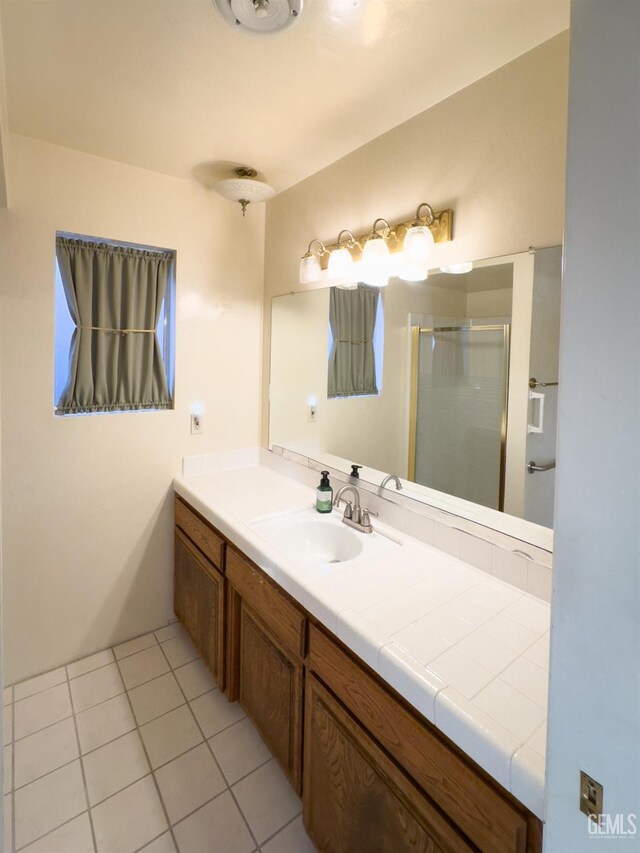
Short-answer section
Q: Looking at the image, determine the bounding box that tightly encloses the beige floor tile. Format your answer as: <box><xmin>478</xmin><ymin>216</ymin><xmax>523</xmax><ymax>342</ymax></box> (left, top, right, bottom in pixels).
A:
<box><xmin>154</xmin><ymin>742</ymin><xmax>225</xmax><ymax>824</ymax></box>
<box><xmin>209</xmin><ymin>717</ymin><xmax>271</xmax><ymax>785</ymax></box>
<box><xmin>67</xmin><ymin>649</ymin><xmax>114</xmax><ymax>680</ymax></box>
<box><xmin>14</xmin><ymin>717</ymin><xmax>79</xmax><ymax>789</ymax></box>
<box><xmin>262</xmin><ymin>816</ymin><xmax>316</xmax><ymax>853</ymax></box>
<box><xmin>174</xmin><ymin>659</ymin><xmax>216</xmax><ymax>701</ymax></box>
<box><xmin>14</xmin><ymin>683</ymin><xmax>72</xmax><ymax>740</ymax></box>
<box><xmin>14</xmin><ymin>668</ymin><xmax>67</xmax><ymax>702</ymax></box>
<box><xmin>4</xmin><ymin>744</ymin><xmax>12</xmax><ymax>794</ymax></box>
<box><xmin>138</xmin><ymin>831</ymin><xmax>177</xmax><ymax>853</ymax></box>
<box><xmin>83</xmin><ymin>730</ymin><xmax>150</xmax><ymax>806</ymax></box>
<box><xmin>113</xmin><ymin>633</ymin><xmax>158</xmax><ymax>660</ymax></box>
<box><xmin>161</xmin><ymin>634</ymin><xmax>199</xmax><ymax>670</ymax></box>
<box><xmin>154</xmin><ymin>623</ymin><xmax>185</xmax><ymax>644</ymax></box>
<box><xmin>91</xmin><ymin>775</ymin><xmax>167</xmax><ymax>853</ymax></box>
<box><xmin>139</xmin><ymin>705</ymin><xmax>203</xmax><ymax>770</ymax></box>
<box><xmin>4</xmin><ymin>793</ymin><xmax>12</xmax><ymax>853</ymax></box>
<box><xmin>128</xmin><ymin>673</ymin><xmax>185</xmax><ymax>726</ymax></box>
<box><xmin>14</xmin><ymin>760</ymin><xmax>86</xmax><ymax>849</ymax></box>
<box><xmin>3</xmin><ymin>703</ymin><xmax>12</xmax><ymax>743</ymax></box>
<box><xmin>173</xmin><ymin>791</ymin><xmax>254</xmax><ymax>853</ymax></box>
<box><xmin>22</xmin><ymin>812</ymin><xmax>94</xmax><ymax>853</ymax></box>
<box><xmin>118</xmin><ymin>646</ymin><xmax>170</xmax><ymax>691</ymax></box>
<box><xmin>69</xmin><ymin>663</ymin><xmax>124</xmax><ymax>713</ymax></box>
<box><xmin>189</xmin><ymin>690</ymin><xmax>245</xmax><ymax>739</ymax></box>
<box><xmin>75</xmin><ymin>693</ymin><xmax>136</xmax><ymax>754</ymax></box>
<box><xmin>232</xmin><ymin>760</ymin><xmax>301</xmax><ymax>845</ymax></box>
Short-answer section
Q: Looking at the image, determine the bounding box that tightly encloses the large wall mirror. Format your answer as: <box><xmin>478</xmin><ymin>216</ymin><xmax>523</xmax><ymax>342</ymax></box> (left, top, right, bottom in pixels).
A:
<box><xmin>269</xmin><ymin>246</ymin><xmax>561</xmax><ymax>550</ymax></box>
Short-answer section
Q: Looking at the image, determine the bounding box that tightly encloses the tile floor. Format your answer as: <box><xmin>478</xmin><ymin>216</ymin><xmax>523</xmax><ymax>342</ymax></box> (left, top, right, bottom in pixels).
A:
<box><xmin>3</xmin><ymin>623</ymin><xmax>316</xmax><ymax>852</ymax></box>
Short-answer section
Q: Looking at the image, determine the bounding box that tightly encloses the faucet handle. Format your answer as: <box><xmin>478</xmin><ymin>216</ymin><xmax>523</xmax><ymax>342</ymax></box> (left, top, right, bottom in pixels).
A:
<box><xmin>342</xmin><ymin>500</ymin><xmax>353</xmax><ymax>520</ymax></box>
<box><xmin>361</xmin><ymin>508</ymin><xmax>378</xmax><ymax>528</ymax></box>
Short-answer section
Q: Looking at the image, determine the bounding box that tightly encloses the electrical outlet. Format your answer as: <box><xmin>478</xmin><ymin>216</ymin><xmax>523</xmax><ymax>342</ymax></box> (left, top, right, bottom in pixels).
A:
<box><xmin>191</xmin><ymin>413</ymin><xmax>203</xmax><ymax>435</ymax></box>
<box><xmin>307</xmin><ymin>402</ymin><xmax>317</xmax><ymax>423</ymax></box>
<box><xmin>580</xmin><ymin>771</ymin><xmax>603</xmax><ymax>821</ymax></box>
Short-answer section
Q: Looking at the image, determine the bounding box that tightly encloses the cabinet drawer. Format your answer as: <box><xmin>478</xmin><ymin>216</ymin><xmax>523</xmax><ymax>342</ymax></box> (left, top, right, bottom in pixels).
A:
<box><xmin>175</xmin><ymin>496</ymin><xmax>225</xmax><ymax>571</ymax></box>
<box><xmin>227</xmin><ymin>547</ymin><xmax>306</xmax><ymax>659</ymax></box>
<box><xmin>308</xmin><ymin>624</ymin><xmax>532</xmax><ymax>853</ymax></box>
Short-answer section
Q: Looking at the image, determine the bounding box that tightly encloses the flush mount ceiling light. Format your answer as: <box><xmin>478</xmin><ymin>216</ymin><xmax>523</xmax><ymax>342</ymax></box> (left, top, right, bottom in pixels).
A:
<box><xmin>440</xmin><ymin>262</ymin><xmax>473</xmax><ymax>274</ymax></box>
<box><xmin>214</xmin><ymin>167</ymin><xmax>276</xmax><ymax>216</ymax></box>
<box><xmin>213</xmin><ymin>0</ymin><xmax>304</xmax><ymax>34</ymax></box>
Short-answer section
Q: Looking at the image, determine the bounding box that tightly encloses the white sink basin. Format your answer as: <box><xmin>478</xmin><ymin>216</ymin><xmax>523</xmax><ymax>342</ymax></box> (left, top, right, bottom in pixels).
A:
<box><xmin>252</xmin><ymin>507</ymin><xmax>400</xmax><ymax>566</ymax></box>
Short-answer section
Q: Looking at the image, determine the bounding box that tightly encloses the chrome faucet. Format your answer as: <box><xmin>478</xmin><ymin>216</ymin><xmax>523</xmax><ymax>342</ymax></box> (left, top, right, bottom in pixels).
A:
<box><xmin>333</xmin><ymin>485</ymin><xmax>378</xmax><ymax>534</ymax></box>
<box><xmin>380</xmin><ymin>474</ymin><xmax>403</xmax><ymax>492</ymax></box>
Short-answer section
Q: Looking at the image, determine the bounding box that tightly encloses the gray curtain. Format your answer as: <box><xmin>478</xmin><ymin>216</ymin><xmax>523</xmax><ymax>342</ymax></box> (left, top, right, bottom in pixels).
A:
<box><xmin>56</xmin><ymin>237</ymin><xmax>173</xmax><ymax>414</ymax></box>
<box><xmin>328</xmin><ymin>284</ymin><xmax>379</xmax><ymax>398</ymax></box>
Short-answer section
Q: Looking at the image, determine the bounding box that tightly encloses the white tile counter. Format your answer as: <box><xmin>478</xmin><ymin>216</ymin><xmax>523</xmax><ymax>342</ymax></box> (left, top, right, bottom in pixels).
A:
<box><xmin>174</xmin><ymin>464</ymin><xmax>549</xmax><ymax>819</ymax></box>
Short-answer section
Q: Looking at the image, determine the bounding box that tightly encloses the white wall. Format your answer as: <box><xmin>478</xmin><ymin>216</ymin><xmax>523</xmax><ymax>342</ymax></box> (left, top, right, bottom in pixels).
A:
<box><xmin>545</xmin><ymin>3</ymin><xmax>640</xmax><ymax>850</ymax></box>
<box><xmin>0</xmin><ymin>134</ymin><xmax>264</xmax><ymax>683</ymax></box>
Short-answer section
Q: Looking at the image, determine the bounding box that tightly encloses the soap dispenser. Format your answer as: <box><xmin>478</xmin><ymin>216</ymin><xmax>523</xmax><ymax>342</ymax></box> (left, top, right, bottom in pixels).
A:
<box><xmin>316</xmin><ymin>471</ymin><xmax>333</xmax><ymax>514</ymax></box>
<box><xmin>350</xmin><ymin>464</ymin><xmax>362</xmax><ymax>484</ymax></box>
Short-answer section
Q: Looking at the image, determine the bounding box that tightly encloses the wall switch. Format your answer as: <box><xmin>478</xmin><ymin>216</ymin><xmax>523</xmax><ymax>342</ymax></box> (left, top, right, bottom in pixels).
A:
<box><xmin>307</xmin><ymin>402</ymin><xmax>317</xmax><ymax>423</ymax></box>
<box><xmin>191</xmin><ymin>413</ymin><xmax>203</xmax><ymax>435</ymax></box>
<box><xmin>580</xmin><ymin>771</ymin><xmax>603</xmax><ymax>821</ymax></box>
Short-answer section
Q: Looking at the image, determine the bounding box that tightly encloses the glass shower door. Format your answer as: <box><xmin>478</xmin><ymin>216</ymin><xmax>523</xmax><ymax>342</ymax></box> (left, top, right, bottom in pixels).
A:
<box><xmin>408</xmin><ymin>325</ymin><xmax>510</xmax><ymax>511</ymax></box>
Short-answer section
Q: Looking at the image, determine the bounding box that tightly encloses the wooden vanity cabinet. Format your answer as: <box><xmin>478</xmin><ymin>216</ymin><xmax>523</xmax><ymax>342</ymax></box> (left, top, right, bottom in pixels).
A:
<box><xmin>226</xmin><ymin>546</ymin><xmax>306</xmax><ymax>793</ymax></box>
<box><xmin>307</xmin><ymin>624</ymin><xmax>542</xmax><ymax>853</ymax></box>
<box><xmin>174</xmin><ymin>498</ymin><xmax>226</xmax><ymax>689</ymax></box>
<box><xmin>173</xmin><ymin>494</ymin><xmax>543</xmax><ymax>853</ymax></box>
<box><xmin>304</xmin><ymin>673</ymin><xmax>475</xmax><ymax>853</ymax></box>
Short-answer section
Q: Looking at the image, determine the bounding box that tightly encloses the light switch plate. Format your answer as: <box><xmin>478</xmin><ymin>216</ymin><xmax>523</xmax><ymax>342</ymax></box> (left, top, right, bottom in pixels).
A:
<box><xmin>580</xmin><ymin>771</ymin><xmax>603</xmax><ymax>821</ymax></box>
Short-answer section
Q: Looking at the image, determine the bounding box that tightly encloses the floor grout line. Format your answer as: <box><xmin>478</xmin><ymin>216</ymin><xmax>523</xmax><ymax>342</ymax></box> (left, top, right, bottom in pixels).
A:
<box><xmin>154</xmin><ymin>639</ymin><xmax>262</xmax><ymax>852</ymax></box>
<box><xmin>113</xmin><ymin>652</ymin><xmax>181</xmax><ymax>853</ymax></box>
<box><xmin>67</xmin><ymin>679</ymin><xmax>98</xmax><ymax>853</ymax></box>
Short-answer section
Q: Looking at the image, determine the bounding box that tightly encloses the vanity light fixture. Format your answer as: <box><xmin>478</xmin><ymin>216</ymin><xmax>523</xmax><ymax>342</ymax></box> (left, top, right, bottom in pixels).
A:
<box><xmin>440</xmin><ymin>262</ymin><xmax>473</xmax><ymax>274</ymax></box>
<box><xmin>299</xmin><ymin>201</ymin><xmax>453</xmax><ymax>287</ymax></box>
<box><xmin>299</xmin><ymin>239</ymin><xmax>327</xmax><ymax>284</ymax></box>
<box><xmin>398</xmin><ymin>203</ymin><xmax>436</xmax><ymax>282</ymax></box>
<box><xmin>361</xmin><ymin>219</ymin><xmax>392</xmax><ymax>287</ymax></box>
<box><xmin>327</xmin><ymin>230</ymin><xmax>358</xmax><ymax>288</ymax></box>
<box><xmin>214</xmin><ymin>166</ymin><xmax>276</xmax><ymax>216</ymax></box>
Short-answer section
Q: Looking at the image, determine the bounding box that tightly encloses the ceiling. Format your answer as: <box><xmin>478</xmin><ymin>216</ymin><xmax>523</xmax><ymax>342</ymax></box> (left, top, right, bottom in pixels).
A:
<box><xmin>0</xmin><ymin>0</ymin><xmax>569</xmax><ymax>192</ymax></box>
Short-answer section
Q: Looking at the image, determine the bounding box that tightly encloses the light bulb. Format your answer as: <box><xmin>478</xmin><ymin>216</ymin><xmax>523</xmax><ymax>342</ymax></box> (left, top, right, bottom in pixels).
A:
<box><xmin>398</xmin><ymin>224</ymin><xmax>433</xmax><ymax>282</ymax></box>
<box><xmin>361</xmin><ymin>236</ymin><xmax>390</xmax><ymax>287</ymax></box>
<box><xmin>299</xmin><ymin>254</ymin><xmax>322</xmax><ymax>284</ymax></box>
<box><xmin>327</xmin><ymin>247</ymin><xmax>355</xmax><ymax>286</ymax></box>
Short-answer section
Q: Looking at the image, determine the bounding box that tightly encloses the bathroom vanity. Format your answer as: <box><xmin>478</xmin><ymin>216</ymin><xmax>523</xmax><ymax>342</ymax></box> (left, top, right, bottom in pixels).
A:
<box><xmin>173</xmin><ymin>464</ymin><xmax>547</xmax><ymax>853</ymax></box>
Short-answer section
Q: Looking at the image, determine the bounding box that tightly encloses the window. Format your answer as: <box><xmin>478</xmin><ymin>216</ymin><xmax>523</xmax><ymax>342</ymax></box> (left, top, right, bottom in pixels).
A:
<box><xmin>327</xmin><ymin>284</ymin><xmax>383</xmax><ymax>398</ymax></box>
<box><xmin>54</xmin><ymin>233</ymin><xmax>176</xmax><ymax>415</ymax></box>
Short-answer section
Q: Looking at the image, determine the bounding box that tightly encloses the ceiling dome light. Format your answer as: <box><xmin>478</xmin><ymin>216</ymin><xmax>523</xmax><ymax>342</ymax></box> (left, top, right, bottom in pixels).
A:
<box><xmin>213</xmin><ymin>0</ymin><xmax>304</xmax><ymax>34</ymax></box>
<box><xmin>440</xmin><ymin>262</ymin><xmax>473</xmax><ymax>275</ymax></box>
<box><xmin>214</xmin><ymin>166</ymin><xmax>276</xmax><ymax>215</ymax></box>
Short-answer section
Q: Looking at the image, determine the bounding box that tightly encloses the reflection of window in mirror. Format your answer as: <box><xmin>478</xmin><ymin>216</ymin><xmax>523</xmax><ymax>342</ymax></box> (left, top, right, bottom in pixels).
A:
<box><xmin>327</xmin><ymin>284</ymin><xmax>384</xmax><ymax>399</ymax></box>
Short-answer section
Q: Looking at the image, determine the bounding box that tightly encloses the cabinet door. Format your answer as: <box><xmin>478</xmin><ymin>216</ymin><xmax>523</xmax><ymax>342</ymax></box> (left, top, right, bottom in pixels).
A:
<box><xmin>174</xmin><ymin>529</ymin><xmax>225</xmax><ymax>688</ymax></box>
<box><xmin>235</xmin><ymin>599</ymin><xmax>303</xmax><ymax>792</ymax></box>
<box><xmin>304</xmin><ymin>674</ymin><xmax>475</xmax><ymax>853</ymax></box>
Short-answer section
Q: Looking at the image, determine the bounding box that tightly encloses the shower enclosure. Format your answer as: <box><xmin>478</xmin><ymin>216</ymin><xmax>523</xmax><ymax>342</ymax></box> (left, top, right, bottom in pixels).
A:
<box><xmin>408</xmin><ymin>324</ymin><xmax>511</xmax><ymax>511</ymax></box>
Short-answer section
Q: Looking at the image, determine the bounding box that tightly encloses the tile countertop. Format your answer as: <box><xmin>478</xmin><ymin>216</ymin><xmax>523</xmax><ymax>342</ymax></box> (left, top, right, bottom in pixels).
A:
<box><xmin>174</xmin><ymin>465</ymin><xmax>549</xmax><ymax>820</ymax></box>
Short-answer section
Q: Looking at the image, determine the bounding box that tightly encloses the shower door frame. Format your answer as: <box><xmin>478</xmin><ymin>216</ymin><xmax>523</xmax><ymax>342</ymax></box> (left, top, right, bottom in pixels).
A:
<box><xmin>408</xmin><ymin>323</ymin><xmax>511</xmax><ymax>512</ymax></box>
